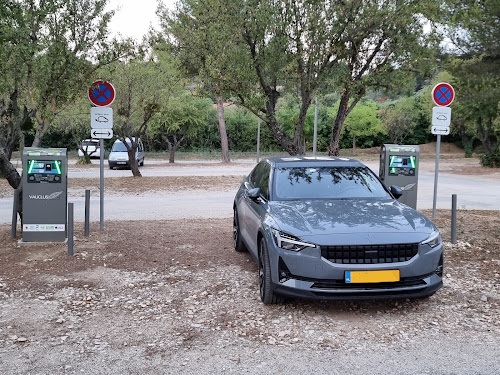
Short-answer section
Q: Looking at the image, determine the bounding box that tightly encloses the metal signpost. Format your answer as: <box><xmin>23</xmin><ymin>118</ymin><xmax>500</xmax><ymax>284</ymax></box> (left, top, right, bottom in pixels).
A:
<box><xmin>256</xmin><ymin>117</ymin><xmax>261</xmax><ymax>163</ymax></box>
<box><xmin>431</xmin><ymin>82</ymin><xmax>455</xmax><ymax>219</ymax></box>
<box><xmin>88</xmin><ymin>80</ymin><xmax>116</xmax><ymax>230</ymax></box>
<box><xmin>313</xmin><ymin>97</ymin><xmax>318</xmax><ymax>157</ymax></box>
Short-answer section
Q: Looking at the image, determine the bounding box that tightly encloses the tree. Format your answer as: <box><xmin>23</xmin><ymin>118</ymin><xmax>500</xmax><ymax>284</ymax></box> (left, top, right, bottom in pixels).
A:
<box><xmin>343</xmin><ymin>100</ymin><xmax>385</xmax><ymax>154</ymax></box>
<box><xmin>1</xmin><ymin>0</ymin><xmax>128</xmax><ymax>189</ymax></box>
<box><xmin>326</xmin><ymin>1</ymin><xmax>438</xmax><ymax>155</ymax></box>
<box><xmin>442</xmin><ymin>0</ymin><xmax>500</xmax><ymax>165</ymax></box>
<box><xmin>159</xmin><ymin>1</ymin><xmax>234</xmax><ymax>162</ymax></box>
<box><xmin>52</xmin><ymin>96</ymin><xmax>97</xmax><ymax>164</ymax></box>
<box><xmin>150</xmin><ymin>94</ymin><xmax>211</xmax><ymax>163</ymax></box>
<box><xmin>107</xmin><ymin>48</ymin><xmax>182</xmax><ymax>176</ymax></box>
<box><xmin>448</xmin><ymin>58</ymin><xmax>499</xmax><ymax>164</ymax></box>
<box><xmin>379</xmin><ymin>97</ymin><xmax>419</xmax><ymax>144</ymax></box>
<box><xmin>1</xmin><ymin>0</ymin><xmax>33</xmax><ymax>188</ymax></box>
<box><xmin>164</xmin><ymin>0</ymin><xmax>438</xmax><ymax>156</ymax></box>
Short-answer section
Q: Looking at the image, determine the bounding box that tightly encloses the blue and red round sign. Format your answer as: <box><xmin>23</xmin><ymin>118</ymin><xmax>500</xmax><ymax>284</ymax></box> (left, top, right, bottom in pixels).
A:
<box><xmin>88</xmin><ymin>80</ymin><xmax>116</xmax><ymax>107</ymax></box>
<box><xmin>432</xmin><ymin>82</ymin><xmax>455</xmax><ymax>107</ymax></box>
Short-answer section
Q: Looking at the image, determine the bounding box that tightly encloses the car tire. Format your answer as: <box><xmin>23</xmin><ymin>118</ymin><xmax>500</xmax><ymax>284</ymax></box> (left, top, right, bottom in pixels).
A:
<box><xmin>258</xmin><ymin>238</ymin><xmax>284</xmax><ymax>305</ymax></box>
<box><xmin>233</xmin><ymin>209</ymin><xmax>247</xmax><ymax>252</ymax></box>
<box><xmin>140</xmin><ymin>159</ymin><xmax>144</xmax><ymax>166</ymax></box>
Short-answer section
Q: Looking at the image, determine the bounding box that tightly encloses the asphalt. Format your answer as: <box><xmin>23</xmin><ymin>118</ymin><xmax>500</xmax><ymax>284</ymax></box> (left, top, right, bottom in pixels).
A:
<box><xmin>1</xmin><ymin>159</ymin><xmax>499</xmax><ymax>225</ymax></box>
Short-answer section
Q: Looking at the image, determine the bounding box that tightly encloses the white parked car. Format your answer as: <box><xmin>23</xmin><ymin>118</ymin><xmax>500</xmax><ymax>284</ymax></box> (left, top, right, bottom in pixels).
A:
<box><xmin>108</xmin><ymin>137</ymin><xmax>145</xmax><ymax>169</ymax></box>
<box><xmin>78</xmin><ymin>139</ymin><xmax>101</xmax><ymax>159</ymax></box>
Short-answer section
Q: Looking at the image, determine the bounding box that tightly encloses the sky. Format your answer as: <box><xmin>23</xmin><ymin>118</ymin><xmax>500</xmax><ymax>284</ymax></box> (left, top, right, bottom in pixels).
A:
<box><xmin>106</xmin><ymin>0</ymin><xmax>177</xmax><ymax>41</ymax></box>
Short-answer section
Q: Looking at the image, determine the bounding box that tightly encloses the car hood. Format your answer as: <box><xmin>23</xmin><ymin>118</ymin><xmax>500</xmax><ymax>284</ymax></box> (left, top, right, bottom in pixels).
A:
<box><xmin>268</xmin><ymin>199</ymin><xmax>435</xmax><ymax>245</ymax></box>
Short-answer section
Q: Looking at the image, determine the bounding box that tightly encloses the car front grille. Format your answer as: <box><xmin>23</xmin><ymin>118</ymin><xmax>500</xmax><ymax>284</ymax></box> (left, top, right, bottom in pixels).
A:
<box><xmin>311</xmin><ymin>274</ymin><xmax>431</xmax><ymax>289</ymax></box>
<box><xmin>321</xmin><ymin>243</ymin><xmax>419</xmax><ymax>264</ymax></box>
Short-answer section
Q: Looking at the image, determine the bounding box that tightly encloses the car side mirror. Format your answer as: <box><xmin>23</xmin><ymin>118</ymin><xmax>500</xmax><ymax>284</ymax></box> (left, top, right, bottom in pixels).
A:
<box><xmin>247</xmin><ymin>187</ymin><xmax>261</xmax><ymax>200</ymax></box>
<box><xmin>390</xmin><ymin>185</ymin><xmax>403</xmax><ymax>199</ymax></box>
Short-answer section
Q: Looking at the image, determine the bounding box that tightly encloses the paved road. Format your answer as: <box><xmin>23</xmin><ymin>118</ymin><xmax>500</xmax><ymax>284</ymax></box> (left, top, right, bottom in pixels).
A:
<box><xmin>1</xmin><ymin>159</ymin><xmax>499</xmax><ymax>224</ymax></box>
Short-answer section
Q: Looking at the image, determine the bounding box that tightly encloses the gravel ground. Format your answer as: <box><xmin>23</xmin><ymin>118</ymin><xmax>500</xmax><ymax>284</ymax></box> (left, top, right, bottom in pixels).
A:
<box><xmin>1</xmin><ymin>208</ymin><xmax>499</xmax><ymax>374</ymax></box>
<box><xmin>1</xmin><ymin>151</ymin><xmax>499</xmax><ymax>373</ymax></box>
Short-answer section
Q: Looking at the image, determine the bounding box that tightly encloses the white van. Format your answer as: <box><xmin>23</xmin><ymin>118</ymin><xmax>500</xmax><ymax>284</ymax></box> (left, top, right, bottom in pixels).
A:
<box><xmin>108</xmin><ymin>137</ymin><xmax>145</xmax><ymax>169</ymax></box>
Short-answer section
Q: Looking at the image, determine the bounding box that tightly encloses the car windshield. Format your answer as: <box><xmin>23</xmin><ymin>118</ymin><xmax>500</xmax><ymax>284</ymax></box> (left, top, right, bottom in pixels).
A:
<box><xmin>111</xmin><ymin>141</ymin><xmax>130</xmax><ymax>152</ymax></box>
<box><xmin>274</xmin><ymin>166</ymin><xmax>389</xmax><ymax>200</ymax></box>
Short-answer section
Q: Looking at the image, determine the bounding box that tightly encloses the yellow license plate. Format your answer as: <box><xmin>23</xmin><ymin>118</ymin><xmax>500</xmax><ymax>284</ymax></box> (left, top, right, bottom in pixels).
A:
<box><xmin>345</xmin><ymin>270</ymin><xmax>400</xmax><ymax>283</ymax></box>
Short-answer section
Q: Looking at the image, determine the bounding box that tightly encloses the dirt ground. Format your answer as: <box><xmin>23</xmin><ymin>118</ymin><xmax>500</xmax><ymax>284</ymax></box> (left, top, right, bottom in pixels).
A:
<box><xmin>1</xmin><ymin>146</ymin><xmax>499</xmax><ymax>373</ymax></box>
<box><xmin>0</xmin><ymin>208</ymin><xmax>499</xmax><ymax>373</ymax></box>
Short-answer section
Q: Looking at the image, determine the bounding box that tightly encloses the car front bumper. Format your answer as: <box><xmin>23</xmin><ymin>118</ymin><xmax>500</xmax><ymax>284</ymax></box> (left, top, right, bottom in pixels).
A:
<box><xmin>108</xmin><ymin>160</ymin><xmax>130</xmax><ymax>168</ymax></box>
<box><xmin>266</xmin><ymin>235</ymin><xmax>444</xmax><ymax>300</ymax></box>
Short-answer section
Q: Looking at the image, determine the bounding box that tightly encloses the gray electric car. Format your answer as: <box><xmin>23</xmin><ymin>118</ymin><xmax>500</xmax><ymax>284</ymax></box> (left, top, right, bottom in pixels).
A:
<box><xmin>233</xmin><ymin>156</ymin><xmax>443</xmax><ymax>304</ymax></box>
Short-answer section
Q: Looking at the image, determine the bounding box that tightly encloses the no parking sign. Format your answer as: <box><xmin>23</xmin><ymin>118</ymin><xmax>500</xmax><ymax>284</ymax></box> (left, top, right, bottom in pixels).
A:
<box><xmin>88</xmin><ymin>80</ymin><xmax>116</xmax><ymax>107</ymax></box>
<box><xmin>432</xmin><ymin>82</ymin><xmax>455</xmax><ymax>107</ymax></box>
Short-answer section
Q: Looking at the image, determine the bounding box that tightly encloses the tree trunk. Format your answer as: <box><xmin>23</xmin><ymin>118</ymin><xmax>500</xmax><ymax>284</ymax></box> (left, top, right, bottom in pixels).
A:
<box><xmin>216</xmin><ymin>95</ymin><xmax>230</xmax><ymax>163</ymax></box>
<box><xmin>262</xmin><ymin>89</ymin><xmax>303</xmax><ymax>155</ymax></box>
<box><xmin>31</xmin><ymin>117</ymin><xmax>50</xmax><ymax>147</ymax></box>
<box><xmin>167</xmin><ymin>137</ymin><xmax>177</xmax><ymax>163</ymax></box>
<box><xmin>169</xmin><ymin>148</ymin><xmax>175</xmax><ymax>163</ymax></box>
<box><xmin>293</xmin><ymin>97</ymin><xmax>312</xmax><ymax>155</ymax></box>
<box><xmin>0</xmin><ymin>148</ymin><xmax>21</xmax><ymax>189</ymax></box>
<box><xmin>128</xmin><ymin>147</ymin><xmax>141</xmax><ymax>177</ymax></box>
<box><xmin>19</xmin><ymin>131</ymin><xmax>25</xmax><ymax>159</ymax></box>
<box><xmin>477</xmin><ymin>117</ymin><xmax>498</xmax><ymax>156</ymax></box>
<box><xmin>352</xmin><ymin>134</ymin><xmax>357</xmax><ymax>156</ymax></box>
<box><xmin>329</xmin><ymin>89</ymin><xmax>350</xmax><ymax>156</ymax></box>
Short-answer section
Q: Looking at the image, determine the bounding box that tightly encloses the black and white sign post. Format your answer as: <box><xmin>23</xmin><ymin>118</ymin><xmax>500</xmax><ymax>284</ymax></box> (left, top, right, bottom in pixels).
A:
<box><xmin>88</xmin><ymin>81</ymin><xmax>115</xmax><ymax>230</ymax></box>
<box><xmin>431</xmin><ymin>82</ymin><xmax>455</xmax><ymax>219</ymax></box>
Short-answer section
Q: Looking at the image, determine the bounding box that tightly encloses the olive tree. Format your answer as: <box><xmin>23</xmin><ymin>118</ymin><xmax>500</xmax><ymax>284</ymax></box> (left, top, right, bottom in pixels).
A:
<box><xmin>164</xmin><ymin>0</ymin><xmax>438</xmax><ymax>156</ymax></box>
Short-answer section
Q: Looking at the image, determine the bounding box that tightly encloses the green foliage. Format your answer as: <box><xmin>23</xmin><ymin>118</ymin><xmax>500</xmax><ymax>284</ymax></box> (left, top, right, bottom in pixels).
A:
<box><xmin>446</xmin><ymin>57</ymin><xmax>499</xmax><ymax>161</ymax></box>
<box><xmin>224</xmin><ymin>108</ymin><xmax>259</xmax><ymax>152</ymax></box>
<box><xmin>480</xmin><ymin>147</ymin><xmax>500</xmax><ymax>167</ymax></box>
<box><xmin>379</xmin><ymin>97</ymin><xmax>422</xmax><ymax>145</ymax></box>
<box><xmin>105</xmin><ymin>48</ymin><xmax>183</xmax><ymax>139</ymax></box>
<box><xmin>149</xmin><ymin>93</ymin><xmax>212</xmax><ymax>147</ymax></box>
<box><xmin>164</xmin><ymin>0</ymin><xmax>440</xmax><ymax>155</ymax></box>
<box><xmin>344</xmin><ymin>100</ymin><xmax>385</xmax><ymax>140</ymax></box>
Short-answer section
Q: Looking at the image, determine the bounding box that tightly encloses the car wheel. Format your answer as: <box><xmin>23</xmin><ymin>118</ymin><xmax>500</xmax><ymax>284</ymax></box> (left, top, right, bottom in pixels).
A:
<box><xmin>140</xmin><ymin>159</ymin><xmax>144</xmax><ymax>166</ymax></box>
<box><xmin>258</xmin><ymin>238</ymin><xmax>284</xmax><ymax>305</ymax></box>
<box><xmin>233</xmin><ymin>209</ymin><xmax>247</xmax><ymax>252</ymax></box>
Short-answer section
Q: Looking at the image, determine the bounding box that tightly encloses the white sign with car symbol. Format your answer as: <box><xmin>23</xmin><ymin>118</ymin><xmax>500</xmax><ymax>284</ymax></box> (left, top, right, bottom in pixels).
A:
<box><xmin>91</xmin><ymin>107</ymin><xmax>113</xmax><ymax>129</ymax></box>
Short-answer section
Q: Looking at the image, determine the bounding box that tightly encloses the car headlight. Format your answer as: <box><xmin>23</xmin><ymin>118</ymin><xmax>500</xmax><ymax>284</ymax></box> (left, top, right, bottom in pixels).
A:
<box><xmin>271</xmin><ymin>229</ymin><xmax>316</xmax><ymax>251</ymax></box>
<box><xmin>109</xmin><ymin>154</ymin><xmax>116</xmax><ymax>161</ymax></box>
<box><xmin>421</xmin><ymin>230</ymin><xmax>442</xmax><ymax>248</ymax></box>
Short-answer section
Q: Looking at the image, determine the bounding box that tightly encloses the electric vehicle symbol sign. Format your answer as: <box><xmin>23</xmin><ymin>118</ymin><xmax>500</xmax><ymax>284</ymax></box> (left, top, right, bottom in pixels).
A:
<box><xmin>88</xmin><ymin>80</ymin><xmax>116</xmax><ymax>107</ymax></box>
<box><xmin>432</xmin><ymin>82</ymin><xmax>455</xmax><ymax>107</ymax></box>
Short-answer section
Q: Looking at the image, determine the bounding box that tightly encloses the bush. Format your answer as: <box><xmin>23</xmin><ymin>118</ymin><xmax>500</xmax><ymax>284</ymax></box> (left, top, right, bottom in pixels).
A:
<box><xmin>480</xmin><ymin>148</ymin><xmax>500</xmax><ymax>167</ymax></box>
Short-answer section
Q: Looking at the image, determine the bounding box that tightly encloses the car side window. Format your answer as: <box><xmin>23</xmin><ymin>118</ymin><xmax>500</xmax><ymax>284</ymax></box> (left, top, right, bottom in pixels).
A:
<box><xmin>249</xmin><ymin>162</ymin><xmax>266</xmax><ymax>187</ymax></box>
<box><xmin>258</xmin><ymin>164</ymin><xmax>271</xmax><ymax>200</ymax></box>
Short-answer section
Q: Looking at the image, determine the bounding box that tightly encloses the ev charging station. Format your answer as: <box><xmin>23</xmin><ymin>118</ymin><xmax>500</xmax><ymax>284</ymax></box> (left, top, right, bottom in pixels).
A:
<box><xmin>22</xmin><ymin>148</ymin><xmax>68</xmax><ymax>242</ymax></box>
<box><xmin>379</xmin><ymin>144</ymin><xmax>419</xmax><ymax>209</ymax></box>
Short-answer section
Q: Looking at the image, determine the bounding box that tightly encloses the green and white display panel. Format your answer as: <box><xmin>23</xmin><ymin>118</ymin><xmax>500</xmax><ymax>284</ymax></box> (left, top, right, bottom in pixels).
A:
<box><xmin>379</xmin><ymin>145</ymin><xmax>419</xmax><ymax>209</ymax></box>
<box><xmin>22</xmin><ymin>148</ymin><xmax>68</xmax><ymax>242</ymax></box>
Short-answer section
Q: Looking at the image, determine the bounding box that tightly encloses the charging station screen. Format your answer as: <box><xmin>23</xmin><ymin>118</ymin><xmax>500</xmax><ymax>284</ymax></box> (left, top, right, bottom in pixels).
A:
<box><xmin>27</xmin><ymin>160</ymin><xmax>62</xmax><ymax>183</ymax></box>
<box><xmin>389</xmin><ymin>155</ymin><xmax>416</xmax><ymax>176</ymax></box>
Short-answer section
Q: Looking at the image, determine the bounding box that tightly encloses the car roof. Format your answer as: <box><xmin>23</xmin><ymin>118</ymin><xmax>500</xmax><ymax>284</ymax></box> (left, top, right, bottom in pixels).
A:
<box><xmin>265</xmin><ymin>156</ymin><xmax>365</xmax><ymax>168</ymax></box>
